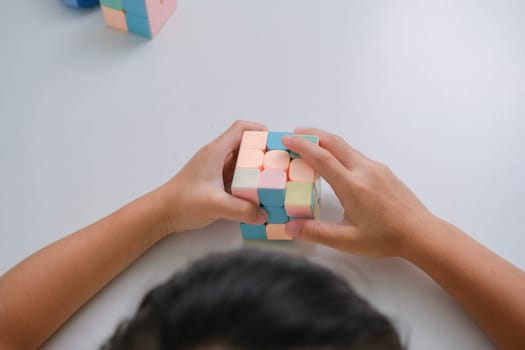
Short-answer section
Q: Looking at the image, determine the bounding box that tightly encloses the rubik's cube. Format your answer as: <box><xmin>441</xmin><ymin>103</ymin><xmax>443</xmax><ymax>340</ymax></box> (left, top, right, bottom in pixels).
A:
<box><xmin>232</xmin><ymin>131</ymin><xmax>321</xmax><ymax>240</ymax></box>
<box><xmin>100</xmin><ymin>0</ymin><xmax>176</xmax><ymax>38</ymax></box>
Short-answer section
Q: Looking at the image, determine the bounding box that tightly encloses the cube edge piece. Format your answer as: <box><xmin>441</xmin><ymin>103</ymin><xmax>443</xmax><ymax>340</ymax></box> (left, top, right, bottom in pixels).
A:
<box><xmin>266</xmin><ymin>224</ymin><xmax>293</xmax><ymax>241</ymax></box>
<box><xmin>236</xmin><ymin>149</ymin><xmax>264</xmax><ymax>169</ymax></box>
<box><xmin>231</xmin><ymin>168</ymin><xmax>260</xmax><ymax>205</ymax></box>
<box><xmin>258</xmin><ymin>168</ymin><xmax>287</xmax><ymax>207</ymax></box>
<box><xmin>265</xmin><ymin>206</ymin><xmax>288</xmax><ymax>224</ymax></box>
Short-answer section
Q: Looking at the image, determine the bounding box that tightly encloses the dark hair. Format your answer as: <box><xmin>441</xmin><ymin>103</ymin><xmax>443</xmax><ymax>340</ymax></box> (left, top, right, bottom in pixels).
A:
<box><xmin>101</xmin><ymin>249</ymin><xmax>402</xmax><ymax>350</ymax></box>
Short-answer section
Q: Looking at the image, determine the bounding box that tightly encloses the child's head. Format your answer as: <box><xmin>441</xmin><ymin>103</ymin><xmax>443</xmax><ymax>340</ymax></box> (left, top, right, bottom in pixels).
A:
<box><xmin>101</xmin><ymin>249</ymin><xmax>402</xmax><ymax>350</ymax></box>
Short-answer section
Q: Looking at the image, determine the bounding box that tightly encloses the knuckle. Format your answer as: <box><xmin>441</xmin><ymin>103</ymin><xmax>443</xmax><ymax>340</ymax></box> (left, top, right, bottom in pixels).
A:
<box><xmin>232</xmin><ymin>120</ymin><xmax>243</xmax><ymax>127</ymax></box>
<box><xmin>313</xmin><ymin>148</ymin><xmax>332</xmax><ymax>164</ymax></box>
<box><xmin>374</xmin><ymin>160</ymin><xmax>388</xmax><ymax>170</ymax></box>
<box><xmin>239</xmin><ymin>203</ymin><xmax>257</xmax><ymax>221</ymax></box>
<box><xmin>332</xmin><ymin>134</ymin><xmax>347</xmax><ymax>148</ymax></box>
<box><xmin>245</xmin><ymin>209</ymin><xmax>259</xmax><ymax>223</ymax></box>
<box><xmin>230</xmin><ymin>120</ymin><xmax>246</xmax><ymax>132</ymax></box>
<box><xmin>349</xmin><ymin>178</ymin><xmax>368</xmax><ymax>196</ymax></box>
<box><xmin>197</xmin><ymin>144</ymin><xmax>215</xmax><ymax>159</ymax></box>
<box><xmin>208</xmin><ymin>191</ymin><xmax>224</xmax><ymax>207</ymax></box>
<box><xmin>372</xmin><ymin>161</ymin><xmax>391</xmax><ymax>176</ymax></box>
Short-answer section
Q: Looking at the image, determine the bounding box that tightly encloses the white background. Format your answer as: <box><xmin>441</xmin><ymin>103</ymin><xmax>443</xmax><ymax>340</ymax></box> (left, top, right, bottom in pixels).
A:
<box><xmin>1</xmin><ymin>1</ymin><xmax>524</xmax><ymax>349</ymax></box>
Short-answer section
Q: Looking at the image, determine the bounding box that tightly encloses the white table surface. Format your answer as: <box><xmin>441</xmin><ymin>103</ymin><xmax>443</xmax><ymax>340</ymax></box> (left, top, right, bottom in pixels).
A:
<box><xmin>1</xmin><ymin>1</ymin><xmax>524</xmax><ymax>349</ymax></box>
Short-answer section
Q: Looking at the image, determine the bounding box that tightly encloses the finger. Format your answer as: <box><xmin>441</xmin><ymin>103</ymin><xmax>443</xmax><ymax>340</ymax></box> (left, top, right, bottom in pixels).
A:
<box><xmin>294</xmin><ymin>127</ymin><xmax>366</xmax><ymax>169</ymax></box>
<box><xmin>222</xmin><ymin>151</ymin><xmax>236</xmax><ymax>192</ymax></box>
<box><xmin>215</xmin><ymin>120</ymin><xmax>268</xmax><ymax>156</ymax></box>
<box><xmin>215</xmin><ymin>193</ymin><xmax>268</xmax><ymax>224</ymax></box>
<box><xmin>282</xmin><ymin>135</ymin><xmax>349</xmax><ymax>193</ymax></box>
<box><xmin>285</xmin><ymin>219</ymin><xmax>357</xmax><ymax>249</ymax></box>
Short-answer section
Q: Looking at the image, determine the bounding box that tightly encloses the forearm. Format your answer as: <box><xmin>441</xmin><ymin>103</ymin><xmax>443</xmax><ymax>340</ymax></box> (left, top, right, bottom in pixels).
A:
<box><xmin>0</xmin><ymin>189</ymin><xmax>169</xmax><ymax>350</ymax></box>
<box><xmin>403</xmin><ymin>217</ymin><xmax>525</xmax><ymax>349</ymax></box>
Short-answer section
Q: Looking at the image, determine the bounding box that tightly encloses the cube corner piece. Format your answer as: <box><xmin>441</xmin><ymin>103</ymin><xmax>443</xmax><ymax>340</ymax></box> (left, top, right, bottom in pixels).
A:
<box><xmin>240</xmin><ymin>131</ymin><xmax>269</xmax><ymax>151</ymax></box>
<box><xmin>284</xmin><ymin>182</ymin><xmax>316</xmax><ymax>217</ymax></box>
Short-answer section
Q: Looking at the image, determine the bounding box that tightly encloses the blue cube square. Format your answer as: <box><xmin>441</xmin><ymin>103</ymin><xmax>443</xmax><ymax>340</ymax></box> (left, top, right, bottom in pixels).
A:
<box><xmin>126</xmin><ymin>13</ymin><xmax>151</xmax><ymax>38</ymax></box>
<box><xmin>258</xmin><ymin>188</ymin><xmax>285</xmax><ymax>207</ymax></box>
<box><xmin>265</xmin><ymin>206</ymin><xmax>288</xmax><ymax>224</ymax></box>
<box><xmin>122</xmin><ymin>0</ymin><xmax>147</xmax><ymax>16</ymax></box>
<box><xmin>267</xmin><ymin>132</ymin><xmax>293</xmax><ymax>151</ymax></box>
<box><xmin>240</xmin><ymin>223</ymin><xmax>267</xmax><ymax>240</ymax></box>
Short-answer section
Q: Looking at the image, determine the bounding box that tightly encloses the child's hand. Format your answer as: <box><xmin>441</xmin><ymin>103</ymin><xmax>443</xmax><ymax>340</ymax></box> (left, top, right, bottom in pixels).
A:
<box><xmin>282</xmin><ymin>128</ymin><xmax>436</xmax><ymax>257</ymax></box>
<box><xmin>158</xmin><ymin>121</ymin><xmax>268</xmax><ymax>234</ymax></box>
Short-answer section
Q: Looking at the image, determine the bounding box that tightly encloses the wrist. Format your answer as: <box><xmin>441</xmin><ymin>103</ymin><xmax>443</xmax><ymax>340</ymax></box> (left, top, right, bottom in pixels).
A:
<box><xmin>153</xmin><ymin>175</ymin><xmax>188</xmax><ymax>236</ymax></box>
<box><xmin>397</xmin><ymin>212</ymin><xmax>447</xmax><ymax>262</ymax></box>
<box><xmin>142</xmin><ymin>184</ymin><xmax>177</xmax><ymax>239</ymax></box>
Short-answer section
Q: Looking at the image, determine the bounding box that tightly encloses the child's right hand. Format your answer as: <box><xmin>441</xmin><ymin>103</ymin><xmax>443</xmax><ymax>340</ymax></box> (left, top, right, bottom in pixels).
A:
<box><xmin>282</xmin><ymin>128</ymin><xmax>437</xmax><ymax>258</ymax></box>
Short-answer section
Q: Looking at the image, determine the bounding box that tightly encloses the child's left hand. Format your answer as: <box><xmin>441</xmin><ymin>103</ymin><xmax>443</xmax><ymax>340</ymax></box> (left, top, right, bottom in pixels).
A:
<box><xmin>157</xmin><ymin>120</ymin><xmax>268</xmax><ymax>234</ymax></box>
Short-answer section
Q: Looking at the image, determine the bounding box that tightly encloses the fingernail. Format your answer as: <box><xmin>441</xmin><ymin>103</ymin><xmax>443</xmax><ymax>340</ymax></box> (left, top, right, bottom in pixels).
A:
<box><xmin>285</xmin><ymin>221</ymin><xmax>300</xmax><ymax>237</ymax></box>
<box><xmin>255</xmin><ymin>208</ymin><xmax>268</xmax><ymax>224</ymax></box>
<box><xmin>281</xmin><ymin>135</ymin><xmax>293</xmax><ymax>144</ymax></box>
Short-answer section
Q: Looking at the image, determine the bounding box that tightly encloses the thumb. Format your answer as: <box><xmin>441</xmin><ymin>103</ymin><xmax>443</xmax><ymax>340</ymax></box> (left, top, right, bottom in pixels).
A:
<box><xmin>215</xmin><ymin>193</ymin><xmax>267</xmax><ymax>224</ymax></box>
<box><xmin>285</xmin><ymin>219</ymin><xmax>355</xmax><ymax>247</ymax></box>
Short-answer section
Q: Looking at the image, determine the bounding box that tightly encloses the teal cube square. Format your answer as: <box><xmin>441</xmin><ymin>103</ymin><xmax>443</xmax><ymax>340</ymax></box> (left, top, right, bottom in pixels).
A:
<box><xmin>265</xmin><ymin>206</ymin><xmax>288</xmax><ymax>224</ymax></box>
<box><xmin>100</xmin><ymin>0</ymin><xmax>123</xmax><ymax>10</ymax></box>
<box><xmin>122</xmin><ymin>0</ymin><xmax>147</xmax><ymax>16</ymax></box>
<box><xmin>267</xmin><ymin>132</ymin><xmax>293</xmax><ymax>151</ymax></box>
<box><xmin>240</xmin><ymin>223</ymin><xmax>267</xmax><ymax>240</ymax></box>
<box><xmin>126</xmin><ymin>12</ymin><xmax>151</xmax><ymax>38</ymax></box>
<box><xmin>258</xmin><ymin>188</ymin><xmax>285</xmax><ymax>207</ymax></box>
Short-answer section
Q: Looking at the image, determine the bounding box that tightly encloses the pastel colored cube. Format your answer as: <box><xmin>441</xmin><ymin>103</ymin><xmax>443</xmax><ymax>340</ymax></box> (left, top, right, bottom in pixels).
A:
<box><xmin>102</xmin><ymin>0</ymin><xmax>176</xmax><ymax>38</ymax></box>
<box><xmin>101</xmin><ymin>6</ymin><xmax>128</xmax><ymax>32</ymax></box>
<box><xmin>289</xmin><ymin>159</ymin><xmax>316</xmax><ymax>182</ymax></box>
<box><xmin>267</xmin><ymin>131</ymin><xmax>293</xmax><ymax>151</ymax></box>
<box><xmin>241</xmin><ymin>223</ymin><xmax>267</xmax><ymax>240</ymax></box>
<box><xmin>240</xmin><ymin>131</ymin><xmax>268</xmax><ymax>151</ymax></box>
<box><xmin>265</xmin><ymin>206</ymin><xmax>288</xmax><ymax>224</ymax></box>
<box><xmin>231</xmin><ymin>168</ymin><xmax>260</xmax><ymax>205</ymax></box>
<box><xmin>236</xmin><ymin>149</ymin><xmax>264</xmax><ymax>169</ymax></box>
<box><xmin>284</xmin><ymin>182</ymin><xmax>316</xmax><ymax>217</ymax></box>
<box><xmin>258</xmin><ymin>169</ymin><xmax>287</xmax><ymax>207</ymax></box>
<box><xmin>263</xmin><ymin>150</ymin><xmax>290</xmax><ymax>171</ymax></box>
<box><xmin>290</xmin><ymin>135</ymin><xmax>319</xmax><ymax>158</ymax></box>
<box><xmin>232</xmin><ymin>131</ymin><xmax>321</xmax><ymax>241</ymax></box>
<box><xmin>266</xmin><ymin>224</ymin><xmax>293</xmax><ymax>240</ymax></box>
